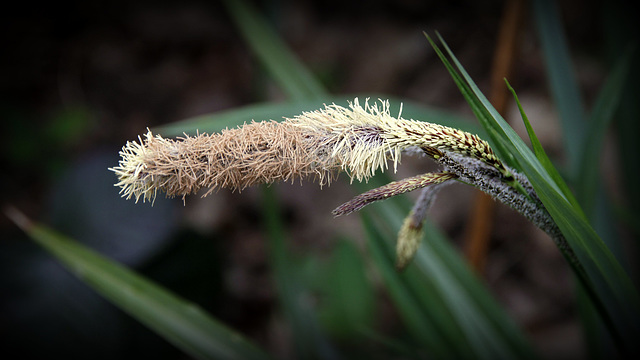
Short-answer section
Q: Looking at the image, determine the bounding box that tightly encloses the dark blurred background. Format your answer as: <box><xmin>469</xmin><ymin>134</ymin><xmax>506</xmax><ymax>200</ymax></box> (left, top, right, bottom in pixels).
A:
<box><xmin>0</xmin><ymin>0</ymin><xmax>628</xmax><ymax>359</ymax></box>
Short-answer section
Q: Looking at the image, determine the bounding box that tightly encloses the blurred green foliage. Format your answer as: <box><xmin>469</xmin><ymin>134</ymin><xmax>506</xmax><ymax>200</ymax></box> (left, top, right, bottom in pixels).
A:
<box><xmin>4</xmin><ymin>0</ymin><xmax>639</xmax><ymax>359</ymax></box>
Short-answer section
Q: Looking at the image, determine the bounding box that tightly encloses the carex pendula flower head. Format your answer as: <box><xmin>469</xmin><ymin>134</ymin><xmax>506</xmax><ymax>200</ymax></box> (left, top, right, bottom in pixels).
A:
<box><xmin>110</xmin><ymin>98</ymin><xmax>569</xmax><ymax>269</ymax></box>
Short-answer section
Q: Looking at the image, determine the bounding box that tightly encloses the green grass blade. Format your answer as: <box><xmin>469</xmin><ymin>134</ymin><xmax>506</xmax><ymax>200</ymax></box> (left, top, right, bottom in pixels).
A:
<box><xmin>604</xmin><ymin>2</ymin><xmax>640</xmax><ymax>231</ymax></box>
<box><xmin>362</xmin><ymin>214</ymin><xmax>469</xmax><ymax>359</ymax></box>
<box><xmin>260</xmin><ymin>186</ymin><xmax>340</xmax><ymax>360</ymax></box>
<box><xmin>223</xmin><ymin>0</ymin><xmax>326</xmax><ymax>101</ymax></box>
<box><xmin>416</xmin><ymin>226</ymin><xmax>536</xmax><ymax>360</ymax></box>
<box><xmin>359</xmin><ymin>175</ymin><xmax>536</xmax><ymax>360</ymax></box>
<box><xmin>574</xmin><ymin>49</ymin><xmax>633</xmax><ymax>279</ymax></box>
<box><xmin>503</xmin><ymin>149</ymin><xmax>640</xmax><ymax>350</ymax></box>
<box><xmin>424</xmin><ymin>33</ymin><xmax>521</xmax><ymax>172</ymax></box>
<box><xmin>505</xmin><ymin>79</ymin><xmax>579</xmax><ymax>207</ymax></box>
<box><xmin>534</xmin><ymin>3</ymin><xmax>634</xmax><ymax>305</ymax></box>
<box><xmin>6</xmin><ymin>209</ymin><xmax>271</xmax><ymax>360</ymax></box>
<box><xmin>412</xmin><ymin>240</ymin><xmax>534</xmax><ymax>360</ymax></box>
<box><xmin>155</xmin><ymin>94</ymin><xmax>479</xmax><ymax>137</ymax></box>
<box><xmin>429</xmin><ymin>32</ymin><xmax>570</xmax><ymax>201</ymax></box>
<box><xmin>316</xmin><ymin>239</ymin><xmax>376</xmax><ymax>339</ymax></box>
<box><xmin>427</xmin><ymin>33</ymin><xmax>640</xmax><ymax>355</ymax></box>
<box><xmin>156</xmin><ymin>100</ymin><xmax>330</xmax><ymax>135</ymax></box>
<box><xmin>575</xmin><ymin>49</ymin><xmax>632</xmax><ymax>217</ymax></box>
<box><xmin>532</xmin><ymin>0</ymin><xmax>588</xmax><ymax>178</ymax></box>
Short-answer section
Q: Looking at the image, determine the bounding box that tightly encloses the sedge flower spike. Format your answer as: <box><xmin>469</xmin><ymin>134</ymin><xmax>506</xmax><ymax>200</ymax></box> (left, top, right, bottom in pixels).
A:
<box><xmin>111</xmin><ymin>98</ymin><xmax>572</xmax><ymax>269</ymax></box>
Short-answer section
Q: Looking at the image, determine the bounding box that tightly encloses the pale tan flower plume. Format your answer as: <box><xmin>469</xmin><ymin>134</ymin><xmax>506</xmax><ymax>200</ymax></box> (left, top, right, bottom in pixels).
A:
<box><xmin>110</xmin><ymin>98</ymin><xmax>566</xmax><ymax>269</ymax></box>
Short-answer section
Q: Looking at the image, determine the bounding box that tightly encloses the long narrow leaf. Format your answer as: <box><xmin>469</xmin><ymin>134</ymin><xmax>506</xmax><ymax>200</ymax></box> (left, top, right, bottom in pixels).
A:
<box><xmin>362</xmin><ymin>214</ymin><xmax>471</xmax><ymax>359</ymax></box>
<box><xmin>155</xmin><ymin>95</ymin><xmax>479</xmax><ymax>137</ymax></box>
<box><xmin>360</xmin><ymin>175</ymin><xmax>536</xmax><ymax>360</ymax></box>
<box><xmin>425</xmin><ymin>34</ymin><xmax>640</xmax><ymax>354</ymax></box>
<box><xmin>5</xmin><ymin>208</ymin><xmax>271</xmax><ymax>360</ymax></box>
<box><xmin>261</xmin><ymin>186</ymin><xmax>340</xmax><ymax>360</ymax></box>
<box><xmin>191</xmin><ymin>2</ymin><xmax>542</xmax><ymax>356</ymax></box>
<box><xmin>493</xmin><ymin>143</ymin><xmax>640</xmax><ymax>349</ymax></box>
<box><xmin>430</xmin><ymin>32</ymin><xmax>569</xmax><ymax>200</ymax></box>
<box><xmin>424</xmin><ymin>33</ymin><xmax>520</xmax><ymax>172</ymax></box>
<box><xmin>223</xmin><ymin>0</ymin><xmax>326</xmax><ymax>101</ymax></box>
<box><xmin>222</xmin><ymin>3</ymin><xmax>344</xmax><ymax>357</ymax></box>
<box><xmin>575</xmin><ymin>49</ymin><xmax>633</xmax><ymax>217</ymax></box>
<box><xmin>532</xmin><ymin>0</ymin><xmax>588</xmax><ymax>177</ymax></box>
<box><xmin>505</xmin><ymin>80</ymin><xmax>578</xmax><ymax>207</ymax></box>
<box><xmin>316</xmin><ymin>239</ymin><xmax>376</xmax><ymax>339</ymax></box>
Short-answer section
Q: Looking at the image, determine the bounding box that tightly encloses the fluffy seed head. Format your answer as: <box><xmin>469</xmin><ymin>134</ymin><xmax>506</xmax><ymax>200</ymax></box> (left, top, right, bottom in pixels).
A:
<box><xmin>292</xmin><ymin>98</ymin><xmax>508</xmax><ymax>179</ymax></box>
<box><xmin>111</xmin><ymin>98</ymin><xmax>508</xmax><ymax>204</ymax></box>
<box><xmin>110</xmin><ymin>121</ymin><xmax>330</xmax><ymax>203</ymax></box>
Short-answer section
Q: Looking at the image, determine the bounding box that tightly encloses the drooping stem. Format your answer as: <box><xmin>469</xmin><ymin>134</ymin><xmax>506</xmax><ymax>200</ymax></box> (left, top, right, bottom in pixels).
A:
<box><xmin>430</xmin><ymin>149</ymin><xmax>576</xmax><ymax>267</ymax></box>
